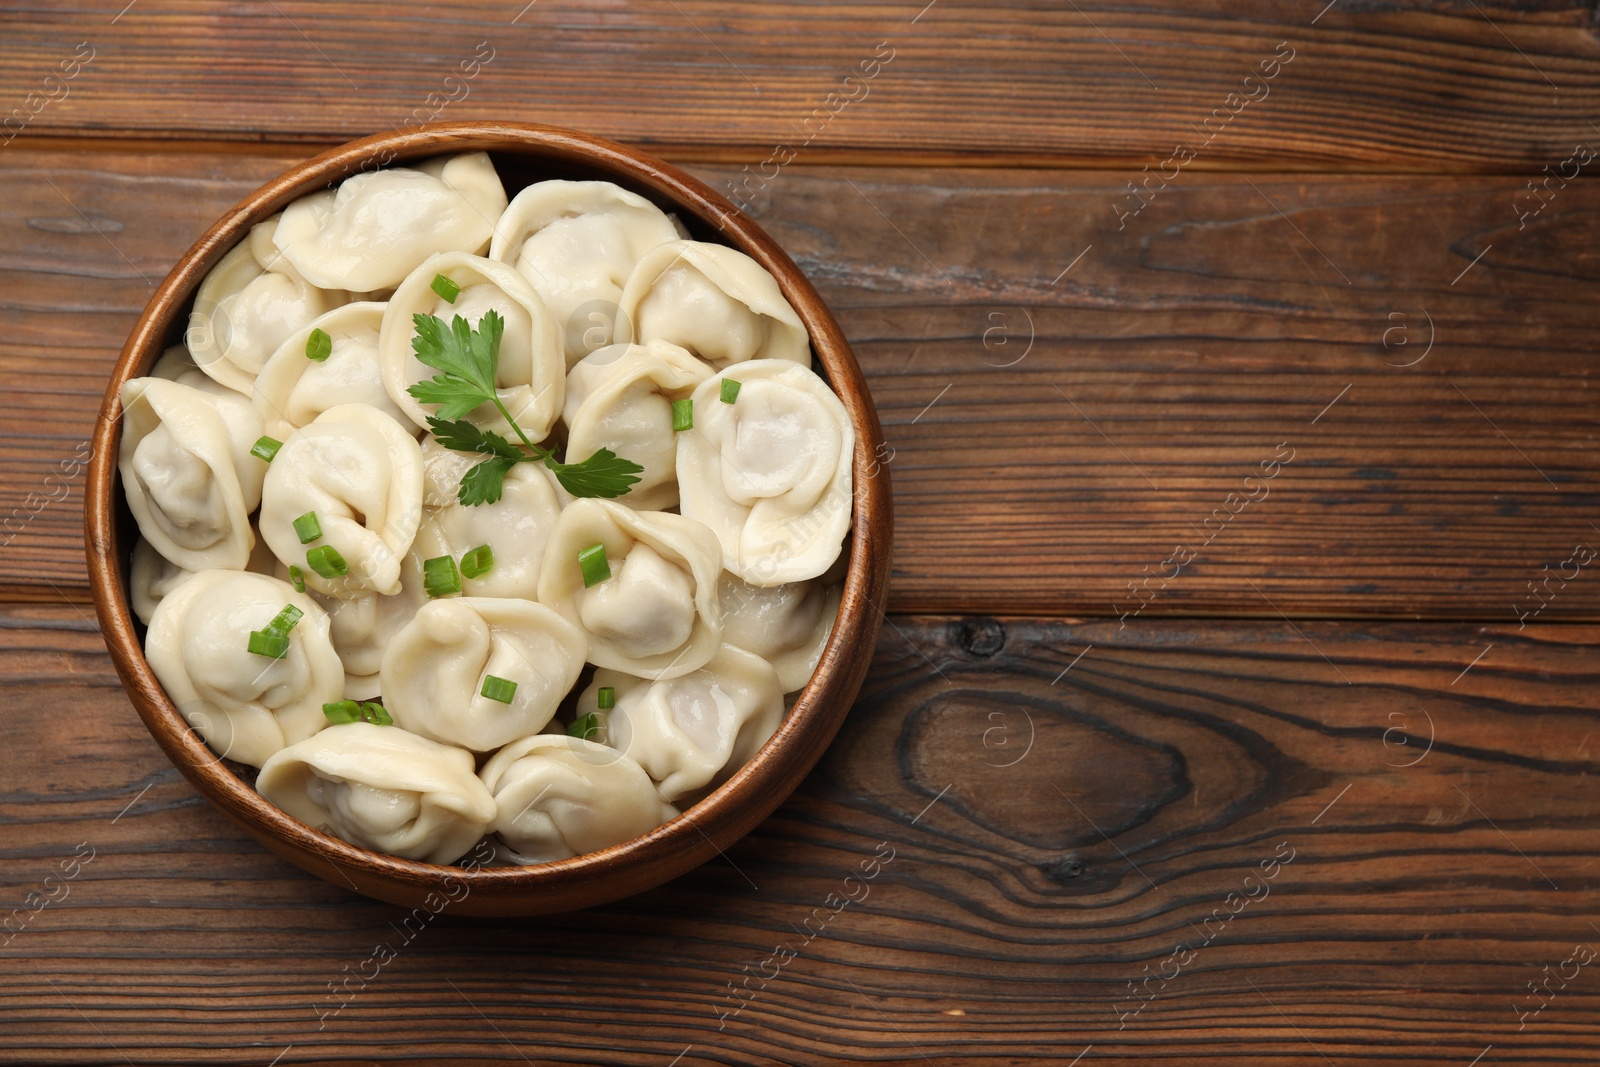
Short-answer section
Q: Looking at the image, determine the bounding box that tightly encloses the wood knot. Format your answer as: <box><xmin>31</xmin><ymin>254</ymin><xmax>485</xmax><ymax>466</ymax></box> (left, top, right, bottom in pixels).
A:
<box><xmin>953</xmin><ymin>618</ymin><xmax>1005</xmax><ymax>657</ymax></box>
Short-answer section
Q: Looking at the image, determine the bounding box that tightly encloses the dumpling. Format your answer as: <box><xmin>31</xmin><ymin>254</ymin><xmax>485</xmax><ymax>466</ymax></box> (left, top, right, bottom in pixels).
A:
<box><xmin>119</xmin><ymin>376</ymin><xmax>267</xmax><ymax>572</ymax></box>
<box><xmin>488</xmin><ymin>180</ymin><xmax>681</xmax><ymax>365</ymax></box>
<box><xmin>151</xmin><ymin>342</ymin><xmax>253</xmax><ymax>400</ymax></box>
<box><xmin>581</xmin><ymin>644</ymin><xmax>784</xmax><ymax>801</ymax></box>
<box><xmin>257</xmin><ymin>722</ymin><xmax>496</xmax><ymax>864</ymax></box>
<box><xmin>720</xmin><ymin>574</ymin><xmax>841</xmax><ymax>692</ymax></box>
<box><xmin>536</xmin><ymin>499</ymin><xmax>723</xmax><ymax>679</ymax></box>
<box><xmin>617</xmin><ymin>240</ymin><xmax>810</xmax><ymax>369</ymax></box>
<box><xmin>414</xmin><ymin>439</ymin><xmax>564</xmax><ymax>600</ymax></box>
<box><xmin>562</xmin><ymin>341</ymin><xmax>711</xmax><ymax>511</ymax></box>
<box><xmin>379</xmin><ymin>597</ymin><xmax>587</xmax><ymax>752</ymax></box>
<box><xmin>145</xmin><ymin>570</ymin><xmax>344</xmax><ymax>768</ymax></box>
<box><xmin>258</xmin><ymin>404</ymin><xmax>424</xmax><ymax>598</ymax></box>
<box><xmin>301</xmin><ymin>549</ymin><xmax>430</xmax><ymax>699</ymax></box>
<box><xmin>252</xmin><ymin>302</ymin><xmax>408</xmax><ymax>441</ymax></box>
<box><xmin>378</xmin><ymin>252</ymin><xmax>564</xmax><ymax>440</ymax></box>
<box><xmin>187</xmin><ymin>215</ymin><xmax>343</xmax><ymax>394</ymax></box>
<box><xmin>130</xmin><ymin>526</ymin><xmax>278</xmax><ymax>626</ymax></box>
<box><xmin>130</xmin><ymin>537</ymin><xmax>193</xmax><ymax>626</ymax></box>
<box><xmin>478</xmin><ymin>734</ymin><xmax>677</xmax><ymax>864</ymax></box>
<box><xmin>271</xmin><ymin>152</ymin><xmax>509</xmax><ymax>292</ymax></box>
<box><xmin>675</xmin><ymin>360</ymin><xmax>852</xmax><ymax>585</ymax></box>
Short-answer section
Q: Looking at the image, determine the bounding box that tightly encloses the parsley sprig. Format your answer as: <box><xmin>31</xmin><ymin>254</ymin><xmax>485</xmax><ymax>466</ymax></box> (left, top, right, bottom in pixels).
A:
<box><xmin>407</xmin><ymin>310</ymin><xmax>642</xmax><ymax>506</ymax></box>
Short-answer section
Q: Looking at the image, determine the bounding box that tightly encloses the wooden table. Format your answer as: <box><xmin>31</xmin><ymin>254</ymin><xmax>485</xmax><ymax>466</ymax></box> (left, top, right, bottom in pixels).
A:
<box><xmin>4</xmin><ymin>3</ymin><xmax>1598</xmax><ymax>1063</ymax></box>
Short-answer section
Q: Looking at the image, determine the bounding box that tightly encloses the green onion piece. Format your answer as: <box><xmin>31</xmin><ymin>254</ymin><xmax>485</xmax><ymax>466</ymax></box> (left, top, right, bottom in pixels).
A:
<box><xmin>671</xmin><ymin>397</ymin><xmax>694</xmax><ymax>432</ymax></box>
<box><xmin>430</xmin><ymin>273</ymin><xmax>461</xmax><ymax>303</ymax></box>
<box><xmin>459</xmin><ymin>544</ymin><xmax>495</xmax><ymax>580</ymax></box>
<box><xmin>323</xmin><ymin>699</ymin><xmax>394</xmax><ymax>726</ymax></box>
<box><xmin>481</xmin><ymin>674</ymin><xmax>517</xmax><ymax>704</ymax></box>
<box><xmin>568</xmin><ymin>712</ymin><xmax>601</xmax><ymax>741</ymax></box>
<box><xmin>423</xmin><ymin>554</ymin><xmax>461</xmax><ymax>598</ymax></box>
<box><xmin>305</xmin><ymin>328</ymin><xmax>332</xmax><ymax>362</ymax></box>
<box><xmin>247</xmin><ymin>629</ymin><xmax>290</xmax><ymax>659</ymax></box>
<box><xmin>305</xmin><ymin>545</ymin><xmax>348</xmax><ymax>578</ymax></box>
<box><xmin>720</xmin><ymin>378</ymin><xmax>741</xmax><ymax>404</ymax></box>
<box><xmin>288</xmin><ymin>565</ymin><xmax>306</xmax><ymax>593</ymax></box>
<box><xmin>250</xmin><ymin>435</ymin><xmax>283</xmax><ymax>462</ymax></box>
<box><xmin>322</xmin><ymin>700</ymin><xmax>360</xmax><ymax>724</ymax></box>
<box><xmin>262</xmin><ymin>603</ymin><xmax>304</xmax><ymax>637</ymax></box>
<box><xmin>292</xmin><ymin>511</ymin><xmax>322</xmax><ymax>545</ymax></box>
<box><xmin>597</xmin><ymin>686</ymin><xmax>615</xmax><ymax>710</ymax></box>
<box><xmin>578</xmin><ymin>543</ymin><xmax>610</xmax><ymax>588</ymax></box>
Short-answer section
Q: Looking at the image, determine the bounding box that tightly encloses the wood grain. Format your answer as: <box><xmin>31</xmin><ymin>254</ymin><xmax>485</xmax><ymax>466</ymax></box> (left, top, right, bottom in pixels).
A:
<box><xmin>2</xmin><ymin>606</ymin><xmax>1596</xmax><ymax>1064</ymax></box>
<box><xmin>3</xmin><ymin>2</ymin><xmax>1600</xmax><ymax>169</ymax></box>
<box><xmin>3</xmin><ymin>147</ymin><xmax>1597</xmax><ymax>619</ymax></box>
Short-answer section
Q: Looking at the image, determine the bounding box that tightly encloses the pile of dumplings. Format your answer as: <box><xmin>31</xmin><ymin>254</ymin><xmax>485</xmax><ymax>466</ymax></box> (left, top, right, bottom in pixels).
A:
<box><xmin>121</xmin><ymin>152</ymin><xmax>853</xmax><ymax>867</ymax></box>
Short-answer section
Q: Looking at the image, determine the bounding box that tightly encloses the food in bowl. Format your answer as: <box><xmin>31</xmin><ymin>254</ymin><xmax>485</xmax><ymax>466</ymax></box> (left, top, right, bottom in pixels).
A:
<box><xmin>119</xmin><ymin>150</ymin><xmax>852</xmax><ymax>868</ymax></box>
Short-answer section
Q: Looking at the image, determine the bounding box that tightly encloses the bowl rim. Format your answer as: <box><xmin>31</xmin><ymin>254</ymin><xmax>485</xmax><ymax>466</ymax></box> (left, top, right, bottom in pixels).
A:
<box><xmin>84</xmin><ymin>120</ymin><xmax>892</xmax><ymax>913</ymax></box>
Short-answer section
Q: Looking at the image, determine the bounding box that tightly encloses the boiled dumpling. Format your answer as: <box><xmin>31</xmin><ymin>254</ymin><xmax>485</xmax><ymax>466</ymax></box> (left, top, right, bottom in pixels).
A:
<box><xmin>536</xmin><ymin>499</ymin><xmax>723</xmax><ymax>679</ymax></box>
<box><xmin>719</xmin><ymin>573</ymin><xmax>841</xmax><ymax>692</ymax></box>
<box><xmin>188</xmin><ymin>215</ymin><xmax>343</xmax><ymax>394</ymax></box>
<box><xmin>302</xmin><ymin>549</ymin><xmax>431</xmax><ymax>699</ymax></box>
<box><xmin>119</xmin><ymin>377</ymin><xmax>267</xmax><ymax>572</ymax></box>
<box><xmin>145</xmin><ymin>570</ymin><xmax>344</xmax><ymax>768</ymax></box>
<box><xmin>478</xmin><ymin>734</ymin><xmax>677</xmax><ymax>864</ymax></box>
<box><xmin>130</xmin><ymin>526</ymin><xmax>278</xmax><ymax>626</ymax></box>
<box><xmin>379</xmin><ymin>597</ymin><xmax>587</xmax><ymax>752</ymax></box>
<box><xmin>581</xmin><ymin>644</ymin><xmax>784</xmax><ymax>801</ymax></box>
<box><xmin>257</xmin><ymin>722</ymin><xmax>496</xmax><ymax>864</ymax></box>
<box><xmin>258</xmin><ymin>404</ymin><xmax>424</xmax><ymax>598</ymax></box>
<box><xmin>676</xmin><ymin>360</ymin><xmax>852</xmax><ymax>585</ymax></box>
<box><xmin>562</xmin><ymin>341</ymin><xmax>711</xmax><ymax>511</ymax></box>
<box><xmin>129</xmin><ymin>537</ymin><xmax>194</xmax><ymax>626</ymax></box>
<box><xmin>617</xmin><ymin>240</ymin><xmax>810</xmax><ymax>369</ymax></box>
<box><xmin>489</xmin><ymin>180</ymin><xmax>681</xmax><ymax>365</ymax></box>
<box><xmin>252</xmin><ymin>302</ymin><xmax>408</xmax><ymax>440</ymax></box>
<box><xmin>271</xmin><ymin>152</ymin><xmax>508</xmax><ymax>292</ymax></box>
<box><xmin>413</xmin><ymin>439</ymin><xmax>565</xmax><ymax>601</ymax></box>
<box><xmin>378</xmin><ymin>252</ymin><xmax>564</xmax><ymax>441</ymax></box>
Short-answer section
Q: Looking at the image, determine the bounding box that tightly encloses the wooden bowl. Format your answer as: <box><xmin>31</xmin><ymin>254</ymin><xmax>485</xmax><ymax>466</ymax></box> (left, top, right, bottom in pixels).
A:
<box><xmin>83</xmin><ymin>121</ymin><xmax>891</xmax><ymax>917</ymax></box>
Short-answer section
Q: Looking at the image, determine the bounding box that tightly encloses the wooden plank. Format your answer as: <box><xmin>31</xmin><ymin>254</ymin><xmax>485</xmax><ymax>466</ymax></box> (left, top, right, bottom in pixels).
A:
<box><xmin>2</xmin><ymin>606</ymin><xmax>1596</xmax><ymax>1064</ymax></box>
<box><xmin>2</xmin><ymin>2</ymin><xmax>1599</xmax><ymax>168</ymax></box>
<box><xmin>3</xmin><ymin>148</ymin><xmax>1599</xmax><ymax>619</ymax></box>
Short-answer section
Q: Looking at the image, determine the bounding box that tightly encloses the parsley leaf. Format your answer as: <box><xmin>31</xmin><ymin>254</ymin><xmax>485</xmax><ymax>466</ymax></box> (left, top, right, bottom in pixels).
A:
<box><xmin>412</xmin><ymin>311</ymin><xmax>500</xmax><ymax>396</ymax></box>
<box><xmin>548</xmin><ymin>448</ymin><xmax>645</xmax><ymax>499</ymax></box>
<box><xmin>407</xmin><ymin>310</ymin><xmax>642</xmax><ymax>505</ymax></box>
<box><xmin>425</xmin><ymin>416</ymin><xmax>522</xmax><ymax>461</ymax></box>
<box><xmin>459</xmin><ymin>456</ymin><xmax>520</xmax><ymax>506</ymax></box>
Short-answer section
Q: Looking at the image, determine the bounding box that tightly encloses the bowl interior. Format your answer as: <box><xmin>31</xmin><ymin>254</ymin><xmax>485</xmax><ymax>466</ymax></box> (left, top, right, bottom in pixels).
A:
<box><xmin>86</xmin><ymin>121</ymin><xmax>891</xmax><ymax>916</ymax></box>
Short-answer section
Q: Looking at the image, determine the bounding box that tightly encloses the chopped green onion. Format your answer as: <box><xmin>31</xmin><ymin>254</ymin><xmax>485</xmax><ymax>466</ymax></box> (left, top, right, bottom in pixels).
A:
<box><xmin>481</xmin><ymin>675</ymin><xmax>517</xmax><ymax>704</ymax></box>
<box><xmin>305</xmin><ymin>545</ymin><xmax>348</xmax><ymax>578</ymax></box>
<box><xmin>250</xmin><ymin>435</ymin><xmax>282</xmax><ymax>462</ymax></box>
<box><xmin>460</xmin><ymin>544</ymin><xmax>494</xmax><ymax>580</ymax></box>
<box><xmin>322</xmin><ymin>700</ymin><xmax>359</xmax><ymax>724</ymax></box>
<box><xmin>597</xmin><ymin>686</ymin><xmax>615</xmax><ymax>710</ymax></box>
<box><xmin>288</xmin><ymin>565</ymin><xmax>306</xmax><ymax>593</ymax></box>
<box><xmin>578</xmin><ymin>543</ymin><xmax>610</xmax><ymax>588</ymax></box>
<box><xmin>247</xmin><ymin>629</ymin><xmax>290</xmax><ymax>659</ymax></box>
<box><xmin>262</xmin><ymin>603</ymin><xmax>304</xmax><ymax>638</ymax></box>
<box><xmin>568</xmin><ymin>712</ymin><xmax>601</xmax><ymax>741</ymax></box>
<box><xmin>305</xmin><ymin>328</ymin><xmax>332</xmax><ymax>362</ymax></box>
<box><xmin>430</xmin><ymin>273</ymin><xmax>461</xmax><ymax>303</ymax></box>
<box><xmin>672</xmin><ymin>397</ymin><xmax>694</xmax><ymax>432</ymax></box>
<box><xmin>423</xmin><ymin>554</ymin><xmax>461</xmax><ymax>598</ymax></box>
<box><xmin>321</xmin><ymin>700</ymin><xmax>392</xmax><ymax>726</ymax></box>
<box><xmin>292</xmin><ymin>511</ymin><xmax>322</xmax><ymax>545</ymax></box>
<box><xmin>720</xmin><ymin>378</ymin><xmax>741</xmax><ymax>404</ymax></box>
